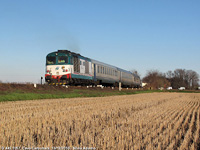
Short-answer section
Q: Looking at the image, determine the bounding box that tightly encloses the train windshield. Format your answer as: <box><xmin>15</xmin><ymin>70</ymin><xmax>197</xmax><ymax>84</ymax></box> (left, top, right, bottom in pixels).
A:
<box><xmin>46</xmin><ymin>56</ymin><xmax>56</xmax><ymax>65</ymax></box>
<box><xmin>58</xmin><ymin>56</ymin><xmax>68</xmax><ymax>64</ymax></box>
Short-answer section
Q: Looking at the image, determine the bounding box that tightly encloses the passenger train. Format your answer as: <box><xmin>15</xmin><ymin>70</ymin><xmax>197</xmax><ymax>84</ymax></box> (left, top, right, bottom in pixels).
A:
<box><xmin>45</xmin><ymin>50</ymin><xmax>141</xmax><ymax>87</ymax></box>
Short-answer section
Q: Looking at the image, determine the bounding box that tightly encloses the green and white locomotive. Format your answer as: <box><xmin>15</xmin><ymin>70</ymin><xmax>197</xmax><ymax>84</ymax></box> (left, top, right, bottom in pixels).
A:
<box><xmin>45</xmin><ymin>50</ymin><xmax>141</xmax><ymax>87</ymax></box>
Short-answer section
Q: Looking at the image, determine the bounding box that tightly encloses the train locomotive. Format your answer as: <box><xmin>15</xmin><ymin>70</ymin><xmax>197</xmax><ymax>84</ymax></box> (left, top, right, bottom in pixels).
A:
<box><xmin>45</xmin><ymin>50</ymin><xmax>141</xmax><ymax>87</ymax></box>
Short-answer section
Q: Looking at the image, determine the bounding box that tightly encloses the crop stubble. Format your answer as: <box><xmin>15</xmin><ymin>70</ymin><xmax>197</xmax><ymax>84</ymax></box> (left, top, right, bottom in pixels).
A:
<box><xmin>0</xmin><ymin>93</ymin><xmax>200</xmax><ymax>149</ymax></box>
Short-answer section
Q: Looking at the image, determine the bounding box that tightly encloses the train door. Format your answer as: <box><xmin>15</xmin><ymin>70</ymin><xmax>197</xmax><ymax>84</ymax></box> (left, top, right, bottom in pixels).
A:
<box><xmin>132</xmin><ymin>75</ymin><xmax>135</xmax><ymax>85</ymax></box>
<box><xmin>73</xmin><ymin>56</ymin><xmax>80</xmax><ymax>73</ymax></box>
<box><xmin>93</xmin><ymin>64</ymin><xmax>97</xmax><ymax>81</ymax></box>
<box><xmin>80</xmin><ymin>59</ymin><xmax>85</xmax><ymax>74</ymax></box>
<box><xmin>85</xmin><ymin>60</ymin><xmax>89</xmax><ymax>74</ymax></box>
<box><xmin>89</xmin><ymin>62</ymin><xmax>92</xmax><ymax>75</ymax></box>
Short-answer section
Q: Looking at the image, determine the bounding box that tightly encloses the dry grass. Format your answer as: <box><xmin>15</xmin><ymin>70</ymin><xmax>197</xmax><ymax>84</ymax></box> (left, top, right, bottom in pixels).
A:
<box><xmin>0</xmin><ymin>93</ymin><xmax>200</xmax><ymax>149</ymax></box>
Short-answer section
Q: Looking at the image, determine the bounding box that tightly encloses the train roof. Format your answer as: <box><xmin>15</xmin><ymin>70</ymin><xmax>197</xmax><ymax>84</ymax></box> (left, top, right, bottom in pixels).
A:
<box><xmin>91</xmin><ymin>59</ymin><xmax>139</xmax><ymax>76</ymax></box>
<box><xmin>46</xmin><ymin>50</ymin><xmax>81</xmax><ymax>56</ymax></box>
<box><xmin>91</xmin><ymin>59</ymin><xmax>117</xmax><ymax>69</ymax></box>
<box><xmin>117</xmin><ymin>68</ymin><xmax>132</xmax><ymax>74</ymax></box>
<box><xmin>47</xmin><ymin>50</ymin><xmax>91</xmax><ymax>60</ymax></box>
<box><xmin>57</xmin><ymin>50</ymin><xmax>81</xmax><ymax>56</ymax></box>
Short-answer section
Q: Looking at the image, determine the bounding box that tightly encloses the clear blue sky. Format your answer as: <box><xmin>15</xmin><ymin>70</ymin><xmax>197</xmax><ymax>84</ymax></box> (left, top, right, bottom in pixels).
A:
<box><xmin>0</xmin><ymin>0</ymin><xmax>199</xmax><ymax>83</ymax></box>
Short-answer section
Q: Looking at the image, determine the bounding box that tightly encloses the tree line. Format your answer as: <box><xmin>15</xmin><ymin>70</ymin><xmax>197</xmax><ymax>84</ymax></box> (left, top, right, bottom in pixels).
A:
<box><xmin>142</xmin><ymin>69</ymin><xmax>199</xmax><ymax>90</ymax></box>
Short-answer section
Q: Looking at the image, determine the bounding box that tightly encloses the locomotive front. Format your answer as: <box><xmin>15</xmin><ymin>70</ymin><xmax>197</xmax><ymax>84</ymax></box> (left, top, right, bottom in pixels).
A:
<box><xmin>45</xmin><ymin>50</ymin><xmax>73</xmax><ymax>84</ymax></box>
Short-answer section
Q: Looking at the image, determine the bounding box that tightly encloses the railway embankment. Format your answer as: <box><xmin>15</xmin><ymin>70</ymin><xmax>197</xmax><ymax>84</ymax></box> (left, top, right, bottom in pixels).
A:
<box><xmin>0</xmin><ymin>83</ymin><xmax>199</xmax><ymax>102</ymax></box>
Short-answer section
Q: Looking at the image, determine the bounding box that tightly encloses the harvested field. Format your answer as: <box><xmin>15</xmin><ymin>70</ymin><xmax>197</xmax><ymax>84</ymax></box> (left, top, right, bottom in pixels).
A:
<box><xmin>0</xmin><ymin>93</ymin><xmax>200</xmax><ymax>149</ymax></box>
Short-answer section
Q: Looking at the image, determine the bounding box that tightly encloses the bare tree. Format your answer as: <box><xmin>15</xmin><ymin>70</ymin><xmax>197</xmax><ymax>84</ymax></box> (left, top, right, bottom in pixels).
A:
<box><xmin>143</xmin><ymin>70</ymin><xmax>170</xmax><ymax>89</ymax></box>
<box><xmin>166</xmin><ymin>70</ymin><xmax>174</xmax><ymax>79</ymax></box>
<box><xmin>186</xmin><ymin>70</ymin><xmax>199</xmax><ymax>89</ymax></box>
<box><xmin>165</xmin><ymin>69</ymin><xmax>199</xmax><ymax>89</ymax></box>
<box><xmin>171</xmin><ymin>69</ymin><xmax>188</xmax><ymax>88</ymax></box>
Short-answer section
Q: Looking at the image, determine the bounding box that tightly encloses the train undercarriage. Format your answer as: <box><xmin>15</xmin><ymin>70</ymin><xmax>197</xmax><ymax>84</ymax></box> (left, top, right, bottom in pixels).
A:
<box><xmin>45</xmin><ymin>75</ymin><xmax>140</xmax><ymax>88</ymax></box>
<box><xmin>45</xmin><ymin>75</ymin><xmax>95</xmax><ymax>86</ymax></box>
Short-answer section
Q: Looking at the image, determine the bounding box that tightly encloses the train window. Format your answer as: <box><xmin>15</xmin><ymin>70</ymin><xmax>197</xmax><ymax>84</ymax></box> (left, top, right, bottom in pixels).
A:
<box><xmin>83</xmin><ymin>62</ymin><xmax>85</xmax><ymax>66</ymax></box>
<box><xmin>46</xmin><ymin>56</ymin><xmax>56</xmax><ymax>65</ymax></box>
<box><xmin>101</xmin><ymin>66</ymin><xmax>102</xmax><ymax>74</ymax></box>
<box><xmin>58</xmin><ymin>56</ymin><xmax>68</xmax><ymax>64</ymax></box>
<box><xmin>103</xmin><ymin>67</ymin><xmax>104</xmax><ymax>74</ymax></box>
<box><xmin>98</xmin><ymin>66</ymin><xmax>99</xmax><ymax>73</ymax></box>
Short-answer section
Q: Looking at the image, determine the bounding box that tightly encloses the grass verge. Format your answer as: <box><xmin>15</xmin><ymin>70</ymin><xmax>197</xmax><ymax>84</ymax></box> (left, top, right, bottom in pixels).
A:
<box><xmin>0</xmin><ymin>87</ymin><xmax>199</xmax><ymax>102</ymax></box>
<box><xmin>0</xmin><ymin>88</ymin><xmax>161</xmax><ymax>102</ymax></box>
